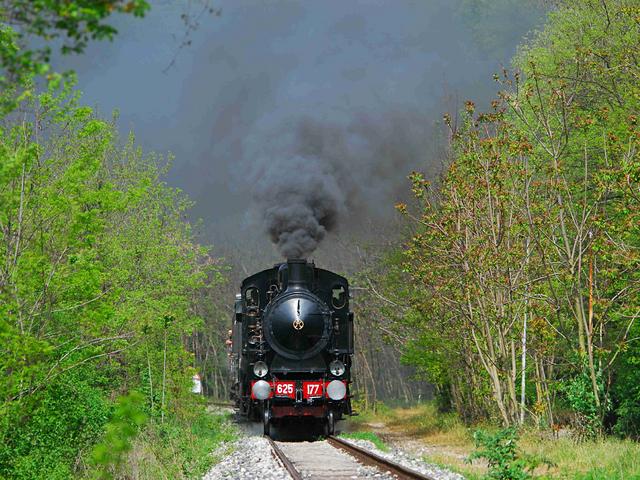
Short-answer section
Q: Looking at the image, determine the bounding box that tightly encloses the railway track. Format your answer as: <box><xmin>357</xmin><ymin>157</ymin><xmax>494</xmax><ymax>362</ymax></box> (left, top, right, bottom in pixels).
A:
<box><xmin>267</xmin><ymin>435</ymin><xmax>437</xmax><ymax>480</ymax></box>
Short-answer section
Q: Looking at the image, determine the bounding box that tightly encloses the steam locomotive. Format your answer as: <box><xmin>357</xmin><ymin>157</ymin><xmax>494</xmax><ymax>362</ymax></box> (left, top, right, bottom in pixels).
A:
<box><xmin>229</xmin><ymin>259</ymin><xmax>354</xmax><ymax>436</ymax></box>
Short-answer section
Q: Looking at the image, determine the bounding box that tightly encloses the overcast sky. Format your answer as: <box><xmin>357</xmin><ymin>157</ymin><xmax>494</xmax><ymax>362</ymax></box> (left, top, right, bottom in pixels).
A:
<box><xmin>53</xmin><ymin>0</ymin><xmax>545</xmax><ymax>267</ymax></box>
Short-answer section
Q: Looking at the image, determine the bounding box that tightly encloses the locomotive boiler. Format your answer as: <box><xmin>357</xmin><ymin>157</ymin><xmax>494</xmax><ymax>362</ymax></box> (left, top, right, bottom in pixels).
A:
<box><xmin>229</xmin><ymin>259</ymin><xmax>354</xmax><ymax>436</ymax></box>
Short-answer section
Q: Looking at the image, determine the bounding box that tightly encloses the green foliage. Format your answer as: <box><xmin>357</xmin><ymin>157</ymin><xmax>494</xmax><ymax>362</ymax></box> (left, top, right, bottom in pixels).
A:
<box><xmin>561</xmin><ymin>363</ymin><xmax>608</xmax><ymax>438</ymax></box>
<box><xmin>612</xmin><ymin>321</ymin><xmax>640</xmax><ymax>438</ymax></box>
<box><xmin>469</xmin><ymin>427</ymin><xmax>536</xmax><ymax>480</ymax></box>
<box><xmin>0</xmin><ymin>2</ymin><xmax>230</xmax><ymax>478</ymax></box>
<box><xmin>393</xmin><ymin>0</ymin><xmax>640</xmax><ymax>435</ymax></box>
<box><xmin>90</xmin><ymin>392</ymin><xmax>147</xmax><ymax>479</ymax></box>
<box><xmin>340</xmin><ymin>431</ymin><xmax>390</xmax><ymax>452</ymax></box>
<box><xmin>109</xmin><ymin>410</ymin><xmax>237</xmax><ymax>480</ymax></box>
<box><xmin>0</xmin><ymin>367</ymin><xmax>111</xmax><ymax>480</ymax></box>
<box><xmin>0</xmin><ymin>78</ymin><xmax>225</xmax><ymax>478</ymax></box>
<box><xmin>0</xmin><ymin>0</ymin><xmax>149</xmax><ymax>75</ymax></box>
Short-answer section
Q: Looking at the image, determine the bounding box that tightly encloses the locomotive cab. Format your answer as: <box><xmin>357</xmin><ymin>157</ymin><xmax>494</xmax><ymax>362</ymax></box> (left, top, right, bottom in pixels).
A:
<box><xmin>230</xmin><ymin>259</ymin><xmax>354</xmax><ymax>436</ymax></box>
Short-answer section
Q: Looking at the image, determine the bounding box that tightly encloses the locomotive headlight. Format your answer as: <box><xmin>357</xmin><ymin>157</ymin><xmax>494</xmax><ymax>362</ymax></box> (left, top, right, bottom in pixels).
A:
<box><xmin>253</xmin><ymin>361</ymin><xmax>268</xmax><ymax>378</ymax></box>
<box><xmin>252</xmin><ymin>380</ymin><xmax>271</xmax><ymax>400</ymax></box>
<box><xmin>327</xmin><ymin>380</ymin><xmax>347</xmax><ymax>400</ymax></box>
<box><xmin>329</xmin><ymin>360</ymin><xmax>345</xmax><ymax>377</ymax></box>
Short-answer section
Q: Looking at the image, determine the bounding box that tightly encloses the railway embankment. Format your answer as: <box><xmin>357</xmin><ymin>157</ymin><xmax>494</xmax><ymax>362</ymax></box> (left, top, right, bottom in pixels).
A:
<box><xmin>202</xmin><ymin>436</ymin><xmax>291</xmax><ymax>480</ymax></box>
<box><xmin>333</xmin><ymin>436</ymin><xmax>464</xmax><ymax>480</ymax></box>
<box><xmin>345</xmin><ymin>403</ymin><xmax>640</xmax><ymax>479</ymax></box>
<box><xmin>202</xmin><ymin>416</ymin><xmax>464</xmax><ymax>480</ymax></box>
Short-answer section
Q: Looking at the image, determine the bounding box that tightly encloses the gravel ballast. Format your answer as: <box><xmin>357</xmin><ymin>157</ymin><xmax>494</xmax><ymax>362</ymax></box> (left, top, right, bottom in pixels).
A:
<box><xmin>339</xmin><ymin>437</ymin><xmax>466</xmax><ymax>480</ymax></box>
<box><xmin>203</xmin><ymin>425</ymin><xmax>466</xmax><ymax>479</ymax></box>
<box><xmin>202</xmin><ymin>436</ymin><xmax>290</xmax><ymax>480</ymax></box>
<box><xmin>276</xmin><ymin>440</ymin><xmax>396</xmax><ymax>479</ymax></box>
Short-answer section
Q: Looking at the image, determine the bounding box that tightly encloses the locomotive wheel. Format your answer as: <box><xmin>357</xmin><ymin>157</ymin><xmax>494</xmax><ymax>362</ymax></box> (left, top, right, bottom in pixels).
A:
<box><xmin>263</xmin><ymin>406</ymin><xmax>271</xmax><ymax>437</ymax></box>
<box><xmin>325</xmin><ymin>410</ymin><xmax>335</xmax><ymax>436</ymax></box>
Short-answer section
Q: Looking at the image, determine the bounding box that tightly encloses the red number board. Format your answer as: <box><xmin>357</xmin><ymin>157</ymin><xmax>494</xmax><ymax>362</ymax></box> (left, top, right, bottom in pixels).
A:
<box><xmin>273</xmin><ymin>381</ymin><xmax>296</xmax><ymax>399</ymax></box>
<box><xmin>303</xmin><ymin>381</ymin><xmax>323</xmax><ymax>399</ymax></box>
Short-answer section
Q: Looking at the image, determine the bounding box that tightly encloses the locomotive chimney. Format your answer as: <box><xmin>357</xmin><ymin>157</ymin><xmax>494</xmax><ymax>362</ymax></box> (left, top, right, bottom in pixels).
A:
<box><xmin>284</xmin><ymin>258</ymin><xmax>309</xmax><ymax>290</ymax></box>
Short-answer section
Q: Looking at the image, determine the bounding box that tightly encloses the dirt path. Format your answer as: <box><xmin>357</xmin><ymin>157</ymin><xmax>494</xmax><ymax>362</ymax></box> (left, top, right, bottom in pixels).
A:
<box><xmin>345</xmin><ymin>419</ymin><xmax>486</xmax><ymax>478</ymax></box>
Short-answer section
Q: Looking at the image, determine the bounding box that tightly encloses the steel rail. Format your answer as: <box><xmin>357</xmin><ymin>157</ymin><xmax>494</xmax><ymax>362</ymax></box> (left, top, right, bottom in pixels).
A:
<box><xmin>266</xmin><ymin>436</ymin><xmax>303</xmax><ymax>480</ymax></box>
<box><xmin>327</xmin><ymin>435</ymin><xmax>437</xmax><ymax>480</ymax></box>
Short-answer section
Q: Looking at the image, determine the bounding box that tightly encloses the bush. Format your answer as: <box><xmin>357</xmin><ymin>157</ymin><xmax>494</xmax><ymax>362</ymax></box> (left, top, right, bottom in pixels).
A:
<box><xmin>106</xmin><ymin>408</ymin><xmax>237</xmax><ymax>479</ymax></box>
<box><xmin>89</xmin><ymin>391</ymin><xmax>147</xmax><ymax>479</ymax></box>
<box><xmin>0</xmin><ymin>368</ymin><xmax>110</xmax><ymax>480</ymax></box>
<box><xmin>562</xmin><ymin>364</ymin><xmax>607</xmax><ymax>439</ymax></box>
<box><xmin>468</xmin><ymin>427</ymin><xmax>536</xmax><ymax>480</ymax></box>
<box><xmin>612</xmin><ymin>356</ymin><xmax>640</xmax><ymax>439</ymax></box>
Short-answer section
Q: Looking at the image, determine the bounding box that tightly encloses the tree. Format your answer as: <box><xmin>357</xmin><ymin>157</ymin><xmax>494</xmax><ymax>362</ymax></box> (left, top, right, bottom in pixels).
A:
<box><xmin>394</xmin><ymin>0</ymin><xmax>640</xmax><ymax>433</ymax></box>
<box><xmin>0</xmin><ymin>0</ymin><xmax>149</xmax><ymax>75</ymax></box>
<box><xmin>0</xmin><ymin>80</ymin><xmax>224</xmax><ymax>478</ymax></box>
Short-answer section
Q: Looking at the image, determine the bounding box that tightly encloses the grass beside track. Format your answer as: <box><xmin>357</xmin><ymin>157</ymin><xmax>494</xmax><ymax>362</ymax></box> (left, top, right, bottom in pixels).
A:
<box><xmin>346</xmin><ymin>402</ymin><xmax>640</xmax><ymax>479</ymax></box>
<box><xmin>339</xmin><ymin>431</ymin><xmax>390</xmax><ymax>452</ymax></box>
<box><xmin>87</xmin><ymin>406</ymin><xmax>237</xmax><ymax>479</ymax></box>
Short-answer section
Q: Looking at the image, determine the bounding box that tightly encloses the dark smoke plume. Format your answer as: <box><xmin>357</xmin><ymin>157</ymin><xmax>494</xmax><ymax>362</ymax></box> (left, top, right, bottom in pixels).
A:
<box><xmin>257</xmin><ymin>154</ymin><xmax>344</xmax><ymax>258</ymax></box>
<box><xmin>51</xmin><ymin>1</ymin><xmax>547</xmax><ymax>267</ymax></box>
<box><xmin>248</xmin><ymin>112</ymin><xmax>436</xmax><ymax>259</ymax></box>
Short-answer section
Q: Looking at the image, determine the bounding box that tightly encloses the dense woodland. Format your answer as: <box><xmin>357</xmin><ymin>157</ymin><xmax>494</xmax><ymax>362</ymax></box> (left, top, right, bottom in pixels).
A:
<box><xmin>1</xmin><ymin>0</ymin><xmax>639</xmax><ymax>479</ymax></box>
<box><xmin>1</xmin><ymin>3</ymin><xmax>232</xmax><ymax>478</ymax></box>
<box><xmin>390</xmin><ymin>0</ymin><xmax>640</xmax><ymax>437</ymax></box>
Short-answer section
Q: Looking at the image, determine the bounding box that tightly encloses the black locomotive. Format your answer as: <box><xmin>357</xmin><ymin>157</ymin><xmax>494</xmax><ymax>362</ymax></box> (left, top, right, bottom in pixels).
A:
<box><xmin>229</xmin><ymin>259</ymin><xmax>354</xmax><ymax>436</ymax></box>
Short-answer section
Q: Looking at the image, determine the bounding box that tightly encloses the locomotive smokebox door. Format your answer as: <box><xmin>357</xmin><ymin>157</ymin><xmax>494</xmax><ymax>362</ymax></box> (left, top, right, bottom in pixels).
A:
<box><xmin>263</xmin><ymin>292</ymin><xmax>331</xmax><ymax>360</ymax></box>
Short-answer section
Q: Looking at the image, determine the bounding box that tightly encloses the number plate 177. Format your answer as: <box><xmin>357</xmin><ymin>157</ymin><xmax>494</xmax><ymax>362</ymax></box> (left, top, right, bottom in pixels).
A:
<box><xmin>303</xmin><ymin>381</ymin><xmax>323</xmax><ymax>399</ymax></box>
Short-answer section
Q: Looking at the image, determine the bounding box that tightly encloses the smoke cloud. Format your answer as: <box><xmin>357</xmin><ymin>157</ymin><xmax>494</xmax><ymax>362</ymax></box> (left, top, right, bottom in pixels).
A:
<box><xmin>246</xmin><ymin>112</ymin><xmax>437</xmax><ymax>258</ymax></box>
<box><xmin>256</xmin><ymin>154</ymin><xmax>344</xmax><ymax>258</ymax></box>
<box><xmin>52</xmin><ymin>0</ymin><xmax>547</xmax><ymax>266</ymax></box>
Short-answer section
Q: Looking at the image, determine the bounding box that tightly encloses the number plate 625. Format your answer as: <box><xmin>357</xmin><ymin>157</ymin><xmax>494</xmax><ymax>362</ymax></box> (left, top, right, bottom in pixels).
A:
<box><xmin>274</xmin><ymin>381</ymin><xmax>295</xmax><ymax>398</ymax></box>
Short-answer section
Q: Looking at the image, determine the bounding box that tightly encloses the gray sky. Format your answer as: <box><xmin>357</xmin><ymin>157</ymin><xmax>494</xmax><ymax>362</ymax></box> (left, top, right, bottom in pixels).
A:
<box><xmin>54</xmin><ymin>0</ymin><xmax>545</xmax><ymax>267</ymax></box>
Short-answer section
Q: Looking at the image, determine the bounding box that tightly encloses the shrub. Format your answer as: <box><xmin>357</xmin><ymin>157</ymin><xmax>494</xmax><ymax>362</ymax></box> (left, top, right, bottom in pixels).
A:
<box><xmin>562</xmin><ymin>364</ymin><xmax>608</xmax><ymax>439</ymax></box>
<box><xmin>468</xmin><ymin>427</ymin><xmax>535</xmax><ymax>480</ymax></box>
<box><xmin>105</xmin><ymin>408</ymin><xmax>237</xmax><ymax>479</ymax></box>
<box><xmin>89</xmin><ymin>391</ymin><xmax>147</xmax><ymax>479</ymax></box>
<box><xmin>0</xmin><ymin>368</ymin><xmax>110</xmax><ymax>479</ymax></box>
